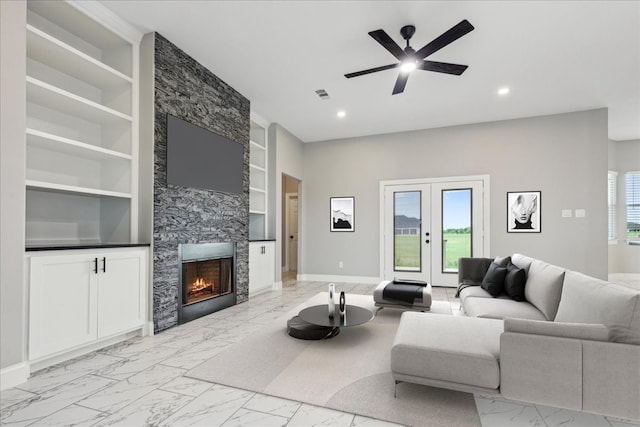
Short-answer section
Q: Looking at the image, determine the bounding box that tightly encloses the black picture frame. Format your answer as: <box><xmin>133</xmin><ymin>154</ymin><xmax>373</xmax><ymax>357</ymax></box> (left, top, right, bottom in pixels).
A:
<box><xmin>330</xmin><ymin>197</ymin><xmax>355</xmax><ymax>232</ymax></box>
<box><xmin>507</xmin><ymin>191</ymin><xmax>541</xmax><ymax>233</ymax></box>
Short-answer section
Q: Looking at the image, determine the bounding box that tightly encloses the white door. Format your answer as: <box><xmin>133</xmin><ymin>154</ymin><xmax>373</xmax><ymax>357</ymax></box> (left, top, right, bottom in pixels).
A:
<box><xmin>384</xmin><ymin>184</ymin><xmax>432</xmax><ymax>282</ymax></box>
<box><xmin>431</xmin><ymin>180</ymin><xmax>485</xmax><ymax>286</ymax></box>
<box><xmin>382</xmin><ymin>177</ymin><xmax>487</xmax><ymax>287</ymax></box>
<box><xmin>97</xmin><ymin>250</ymin><xmax>146</xmax><ymax>338</ymax></box>
<box><xmin>287</xmin><ymin>195</ymin><xmax>299</xmax><ymax>272</ymax></box>
<box><xmin>29</xmin><ymin>254</ymin><xmax>98</xmax><ymax>359</ymax></box>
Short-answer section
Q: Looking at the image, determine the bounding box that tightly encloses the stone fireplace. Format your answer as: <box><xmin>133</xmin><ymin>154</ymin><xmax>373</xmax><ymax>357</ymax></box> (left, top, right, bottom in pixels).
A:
<box><xmin>151</xmin><ymin>33</ymin><xmax>250</xmax><ymax>333</ymax></box>
<box><xmin>178</xmin><ymin>242</ymin><xmax>236</xmax><ymax>324</ymax></box>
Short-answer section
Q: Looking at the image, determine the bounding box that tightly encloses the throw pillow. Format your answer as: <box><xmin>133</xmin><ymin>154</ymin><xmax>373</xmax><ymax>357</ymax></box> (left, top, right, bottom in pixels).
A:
<box><xmin>504</xmin><ymin>264</ymin><xmax>526</xmax><ymax>301</ymax></box>
<box><xmin>481</xmin><ymin>262</ymin><xmax>507</xmax><ymax>297</ymax></box>
<box><xmin>494</xmin><ymin>255</ymin><xmax>511</xmax><ymax>267</ymax></box>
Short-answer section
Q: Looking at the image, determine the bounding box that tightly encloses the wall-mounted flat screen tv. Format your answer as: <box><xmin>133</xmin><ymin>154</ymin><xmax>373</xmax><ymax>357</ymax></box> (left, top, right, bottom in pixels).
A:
<box><xmin>166</xmin><ymin>114</ymin><xmax>244</xmax><ymax>195</ymax></box>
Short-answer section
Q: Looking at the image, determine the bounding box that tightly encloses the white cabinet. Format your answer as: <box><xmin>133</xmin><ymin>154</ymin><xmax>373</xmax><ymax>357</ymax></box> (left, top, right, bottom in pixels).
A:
<box><xmin>25</xmin><ymin>0</ymin><xmax>140</xmax><ymax>245</ymax></box>
<box><xmin>28</xmin><ymin>247</ymin><xmax>148</xmax><ymax>362</ymax></box>
<box><xmin>249</xmin><ymin>241</ymin><xmax>275</xmax><ymax>296</ymax></box>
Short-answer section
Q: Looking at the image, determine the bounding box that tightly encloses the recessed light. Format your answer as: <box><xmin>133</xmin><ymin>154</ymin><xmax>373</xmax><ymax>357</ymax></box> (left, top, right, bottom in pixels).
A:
<box><xmin>498</xmin><ymin>87</ymin><xmax>510</xmax><ymax>96</ymax></box>
<box><xmin>337</xmin><ymin>110</ymin><xmax>346</xmax><ymax>118</ymax></box>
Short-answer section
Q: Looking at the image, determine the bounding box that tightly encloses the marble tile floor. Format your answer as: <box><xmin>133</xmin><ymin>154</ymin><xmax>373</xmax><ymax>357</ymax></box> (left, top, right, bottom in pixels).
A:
<box><xmin>1</xmin><ymin>280</ymin><xmax>638</xmax><ymax>427</ymax></box>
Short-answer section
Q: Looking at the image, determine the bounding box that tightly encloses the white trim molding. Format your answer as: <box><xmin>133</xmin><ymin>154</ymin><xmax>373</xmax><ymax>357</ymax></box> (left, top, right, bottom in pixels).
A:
<box><xmin>1</xmin><ymin>362</ymin><xmax>29</xmax><ymax>391</ymax></box>
<box><xmin>297</xmin><ymin>274</ymin><xmax>381</xmax><ymax>284</ymax></box>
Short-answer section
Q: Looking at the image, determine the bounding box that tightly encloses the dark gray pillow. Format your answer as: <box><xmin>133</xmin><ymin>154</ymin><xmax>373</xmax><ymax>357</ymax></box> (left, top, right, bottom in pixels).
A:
<box><xmin>481</xmin><ymin>262</ymin><xmax>507</xmax><ymax>297</ymax></box>
<box><xmin>494</xmin><ymin>255</ymin><xmax>511</xmax><ymax>267</ymax></box>
<box><xmin>505</xmin><ymin>263</ymin><xmax>526</xmax><ymax>301</ymax></box>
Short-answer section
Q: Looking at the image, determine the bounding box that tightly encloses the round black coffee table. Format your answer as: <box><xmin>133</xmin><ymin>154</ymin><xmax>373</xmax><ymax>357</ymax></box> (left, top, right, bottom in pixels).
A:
<box><xmin>298</xmin><ymin>304</ymin><xmax>374</xmax><ymax>328</ymax></box>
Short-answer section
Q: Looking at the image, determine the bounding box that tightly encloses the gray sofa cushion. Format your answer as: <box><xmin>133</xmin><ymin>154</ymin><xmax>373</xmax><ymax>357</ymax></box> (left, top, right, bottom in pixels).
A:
<box><xmin>504</xmin><ymin>317</ymin><xmax>610</xmax><ymax>341</ymax></box>
<box><xmin>459</xmin><ymin>286</ymin><xmax>502</xmax><ymax>304</ymax></box>
<box><xmin>555</xmin><ymin>271</ymin><xmax>640</xmax><ymax>344</ymax></box>
<box><xmin>464</xmin><ymin>297</ymin><xmax>547</xmax><ymax>320</ymax></box>
<box><xmin>524</xmin><ymin>260</ymin><xmax>565</xmax><ymax>320</ymax></box>
<box><xmin>391</xmin><ymin>313</ymin><xmax>503</xmax><ymax>389</ymax></box>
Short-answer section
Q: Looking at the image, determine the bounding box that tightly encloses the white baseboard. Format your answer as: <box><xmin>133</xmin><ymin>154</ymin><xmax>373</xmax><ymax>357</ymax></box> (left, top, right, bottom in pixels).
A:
<box><xmin>0</xmin><ymin>362</ymin><xmax>29</xmax><ymax>391</ymax></box>
<box><xmin>249</xmin><ymin>284</ymin><xmax>273</xmax><ymax>298</ymax></box>
<box><xmin>143</xmin><ymin>321</ymin><xmax>155</xmax><ymax>336</ymax></box>
<box><xmin>272</xmin><ymin>281</ymin><xmax>283</xmax><ymax>291</ymax></box>
<box><xmin>297</xmin><ymin>274</ymin><xmax>381</xmax><ymax>284</ymax></box>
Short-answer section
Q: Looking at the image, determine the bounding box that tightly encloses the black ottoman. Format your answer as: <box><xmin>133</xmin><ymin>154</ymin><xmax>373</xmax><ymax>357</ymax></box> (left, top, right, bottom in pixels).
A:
<box><xmin>287</xmin><ymin>315</ymin><xmax>340</xmax><ymax>340</ymax></box>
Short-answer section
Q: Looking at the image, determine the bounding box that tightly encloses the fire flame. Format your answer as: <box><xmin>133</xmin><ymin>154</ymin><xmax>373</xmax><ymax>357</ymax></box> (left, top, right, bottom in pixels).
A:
<box><xmin>191</xmin><ymin>277</ymin><xmax>212</xmax><ymax>293</ymax></box>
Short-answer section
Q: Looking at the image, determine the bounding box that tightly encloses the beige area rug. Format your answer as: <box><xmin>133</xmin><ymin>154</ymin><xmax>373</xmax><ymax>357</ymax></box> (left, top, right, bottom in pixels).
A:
<box><xmin>186</xmin><ymin>293</ymin><xmax>480</xmax><ymax>427</ymax></box>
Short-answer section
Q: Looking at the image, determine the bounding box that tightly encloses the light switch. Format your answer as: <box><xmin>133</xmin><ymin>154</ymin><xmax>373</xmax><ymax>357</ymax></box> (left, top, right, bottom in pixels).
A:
<box><xmin>562</xmin><ymin>209</ymin><xmax>572</xmax><ymax>218</ymax></box>
<box><xmin>575</xmin><ymin>209</ymin><xmax>586</xmax><ymax>218</ymax></box>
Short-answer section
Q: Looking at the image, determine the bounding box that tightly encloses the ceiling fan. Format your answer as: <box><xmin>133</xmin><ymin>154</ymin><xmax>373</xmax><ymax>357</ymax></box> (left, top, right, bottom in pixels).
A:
<box><xmin>344</xmin><ymin>20</ymin><xmax>475</xmax><ymax>95</ymax></box>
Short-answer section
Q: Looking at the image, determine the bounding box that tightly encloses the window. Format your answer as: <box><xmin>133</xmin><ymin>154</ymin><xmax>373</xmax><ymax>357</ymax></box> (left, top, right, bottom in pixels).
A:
<box><xmin>626</xmin><ymin>172</ymin><xmax>640</xmax><ymax>241</ymax></box>
<box><xmin>608</xmin><ymin>171</ymin><xmax>617</xmax><ymax>240</ymax></box>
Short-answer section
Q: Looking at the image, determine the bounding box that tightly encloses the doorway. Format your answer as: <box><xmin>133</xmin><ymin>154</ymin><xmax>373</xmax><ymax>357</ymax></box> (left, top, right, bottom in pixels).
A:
<box><xmin>380</xmin><ymin>176</ymin><xmax>489</xmax><ymax>287</ymax></box>
<box><xmin>283</xmin><ymin>174</ymin><xmax>301</xmax><ymax>274</ymax></box>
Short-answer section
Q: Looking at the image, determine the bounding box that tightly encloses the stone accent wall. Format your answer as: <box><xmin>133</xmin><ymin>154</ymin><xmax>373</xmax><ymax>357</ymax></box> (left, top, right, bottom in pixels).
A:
<box><xmin>153</xmin><ymin>33</ymin><xmax>250</xmax><ymax>332</ymax></box>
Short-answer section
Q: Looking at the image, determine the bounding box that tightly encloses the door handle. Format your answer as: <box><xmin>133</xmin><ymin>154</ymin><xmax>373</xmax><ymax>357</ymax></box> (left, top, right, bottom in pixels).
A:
<box><xmin>425</xmin><ymin>232</ymin><xmax>430</xmax><ymax>236</ymax></box>
<box><xmin>102</xmin><ymin>257</ymin><xmax>107</xmax><ymax>273</ymax></box>
<box><xmin>93</xmin><ymin>257</ymin><xmax>98</xmax><ymax>274</ymax></box>
<box><xmin>290</xmin><ymin>235</ymin><xmax>294</xmax><ymax>239</ymax></box>
<box><xmin>425</xmin><ymin>239</ymin><xmax>430</xmax><ymax>244</ymax></box>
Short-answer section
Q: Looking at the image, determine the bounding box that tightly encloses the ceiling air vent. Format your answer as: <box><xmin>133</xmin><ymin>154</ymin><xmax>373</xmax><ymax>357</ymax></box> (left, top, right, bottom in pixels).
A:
<box><xmin>315</xmin><ymin>89</ymin><xmax>330</xmax><ymax>100</ymax></box>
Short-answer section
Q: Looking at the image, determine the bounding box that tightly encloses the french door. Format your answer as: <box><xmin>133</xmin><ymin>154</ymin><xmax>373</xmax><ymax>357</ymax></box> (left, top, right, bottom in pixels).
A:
<box><xmin>382</xmin><ymin>177</ymin><xmax>488</xmax><ymax>287</ymax></box>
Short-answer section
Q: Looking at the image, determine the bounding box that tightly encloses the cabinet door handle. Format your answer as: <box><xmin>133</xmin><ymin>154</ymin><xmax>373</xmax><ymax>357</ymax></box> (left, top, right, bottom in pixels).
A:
<box><xmin>93</xmin><ymin>257</ymin><xmax>98</xmax><ymax>274</ymax></box>
<box><xmin>102</xmin><ymin>257</ymin><xmax>107</xmax><ymax>273</ymax></box>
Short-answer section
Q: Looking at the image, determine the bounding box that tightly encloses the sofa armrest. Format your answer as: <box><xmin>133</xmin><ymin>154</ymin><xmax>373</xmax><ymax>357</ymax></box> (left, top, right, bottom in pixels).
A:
<box><xmin>504</xmin><ymin>318</ymin><xmax>610</xmax><ymax>342</ymax></box>
<box><xmin>458</xmin><ymin>257</ymin><xmax>492</xmax><ymax>285</ymax></box>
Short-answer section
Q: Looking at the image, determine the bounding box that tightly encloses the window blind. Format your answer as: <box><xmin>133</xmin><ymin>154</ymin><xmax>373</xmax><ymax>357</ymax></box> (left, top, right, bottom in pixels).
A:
<box><xmin>626</xmin><ymin>171</ymin><xmax>640</xmax><ymax>240</ymax></box>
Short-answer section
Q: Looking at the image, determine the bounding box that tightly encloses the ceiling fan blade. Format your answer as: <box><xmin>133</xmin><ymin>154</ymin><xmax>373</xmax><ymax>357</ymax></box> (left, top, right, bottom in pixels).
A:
<box><xmin>418</xmin><ymin>60</ymin><xmax>468</xmax><ymax>75</ymax></box>
<box><xmin>369</xmin><ymin>29</ymin><xmax>407</xmax><ymax>60</ymax></box>
<box><xmin>392</xmin><ymin>73</ymin><xmax>409</xmax><ymax>95</ymax></box>
<box><xmin>344</xmin><ymin>63</ymin><xmax>399</xmax><ymax>78</ymax></box>
<box><xmin>414</xmin><ymin>19</ymin><xmax>474</xmax><ymax>60</ymax></box>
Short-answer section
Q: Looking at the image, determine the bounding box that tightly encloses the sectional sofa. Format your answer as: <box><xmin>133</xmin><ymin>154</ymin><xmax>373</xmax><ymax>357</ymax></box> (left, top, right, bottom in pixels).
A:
<box><xmin>390</xmin><ymin>254</ymin><xmax>640</xmax><ymax>421</ymax></box>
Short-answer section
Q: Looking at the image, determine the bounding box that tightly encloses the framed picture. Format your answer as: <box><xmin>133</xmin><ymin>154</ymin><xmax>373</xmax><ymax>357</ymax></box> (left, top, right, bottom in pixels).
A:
<box><xmin>507</xmin><ymin>191</ymin><xmax>541</xmax><ymax>233</ymax></box>
<box><xmin>330</xmin><ymin>197</ymin><xmax>355</xmax><ymax>232</ymax></box>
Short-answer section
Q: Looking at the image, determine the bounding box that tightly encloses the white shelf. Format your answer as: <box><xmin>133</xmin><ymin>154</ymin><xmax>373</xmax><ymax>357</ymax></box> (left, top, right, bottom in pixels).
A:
<box><xmin>27</xmin><ymin>25</ymin><xmax>132</xmax><ymax>89</ymax></box>
<box><xmin>26</xmin><ymin>76</ymin><xmax>132</xmax><ymax>124</ymax></box>
<box><xmin>249</xmin><ymin>187</ymin><xmax>266</xmax><ymax>194</ymax></box>
<box><xmin>250</xmin><ymin>140</ymin><xmax>266</xmax><ymax>150</ymax></box>
<box><xmin>250</xmin><ymin>210</ymin><xmax>267</xmax><ymax>215</ymax></box>
<box><xmin>27</xmin><ymin>128</ymin><xmax>131</xmax><ymax>161</ymax></box>
<box><xmin>28</xmin><ymin>0</ymin><xmax>133</xmax><ymax>76</ymax></box>
<box><xmin>249</xmin><ymin>163</ymin><xmax>266</xmax><ymax>172</ymax></box>
<box><xmin>26</xmin><ymin>180</ymin><xmax>132</xmax><ymax>199</ymax></box>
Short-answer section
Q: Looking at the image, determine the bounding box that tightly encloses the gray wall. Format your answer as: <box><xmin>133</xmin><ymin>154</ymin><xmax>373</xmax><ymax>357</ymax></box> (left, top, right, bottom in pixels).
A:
<box><xmin>608</xmin><ymin>139</ymin><xmax>640</xmax><ymax>273</ymax></box>
<box><xmin>301</xmin><ymin>109</ymin><xmax>609</xmax><ymax>280</ymax></box>
<box><xmin>1</xmin><ymin>0</ymin><xmax>26</xmax><ymax>371</ymax></box>
<box><xmin>269</xmin><ymin>124</ymin><xmax>304</xmax><ymax>283</ymax></box>
<box><xmin>152</xmin><ymin>33</ymin><xmax>250</xmax><ymax>332</ymax></box>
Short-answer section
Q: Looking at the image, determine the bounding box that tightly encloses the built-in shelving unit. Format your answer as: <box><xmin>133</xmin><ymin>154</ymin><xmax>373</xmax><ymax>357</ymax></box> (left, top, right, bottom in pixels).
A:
<box><xmin>25</xmin><ymin>0</ymin><xmax>138</xmax><ymax>245</ymax></box>
<box><xmin>249</xmin><ymin>117</ymin><xmax>268</xmax><ymax>240</ymax></box>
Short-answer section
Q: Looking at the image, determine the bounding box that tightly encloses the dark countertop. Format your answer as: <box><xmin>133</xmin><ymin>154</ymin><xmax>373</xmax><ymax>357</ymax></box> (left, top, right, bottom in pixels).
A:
<box><xmin>249</xmin><ymin>239</ymin><xmax>276</xmax><ymax>242</ymax></box>
<box><xmin>26</xmin><ymin>243</ymin><xmax>151</xmax><ymax>252</ymax></box>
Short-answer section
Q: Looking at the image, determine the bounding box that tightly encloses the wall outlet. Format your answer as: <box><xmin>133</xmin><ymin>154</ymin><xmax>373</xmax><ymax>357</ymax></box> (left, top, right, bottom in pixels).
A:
<box><xmin>338</xmin><ymin>261</ymin><xmax>344</xmax><ymax>268</ymax></box>
<box><xmin>575</xmin><ymin>209</ymin><xmax>586</xmax><ymax>218</ymax></box>
<box><xmin>562</xmin><ymin>209</ymin><xmax>572</xmax><ymax>218</ymax></box>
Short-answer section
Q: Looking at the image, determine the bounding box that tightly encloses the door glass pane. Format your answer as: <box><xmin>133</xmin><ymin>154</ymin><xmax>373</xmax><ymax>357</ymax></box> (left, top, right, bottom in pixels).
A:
<box><xmin>394</xmin><ymin>191</ymin><xmax>421</xmax><ymax>271</ymax></box>
<box><xmin>442</xmin><ymin>189</ymin><xmax>472</xmax><ymax>272</ymax></box>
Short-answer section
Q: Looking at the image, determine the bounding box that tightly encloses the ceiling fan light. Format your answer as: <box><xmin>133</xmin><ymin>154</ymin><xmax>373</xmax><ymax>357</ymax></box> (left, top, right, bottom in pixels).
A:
<box><xmin>400</xmin><ymin>60</ymin><xmax>417</xmax><ymax>73</ymax></box>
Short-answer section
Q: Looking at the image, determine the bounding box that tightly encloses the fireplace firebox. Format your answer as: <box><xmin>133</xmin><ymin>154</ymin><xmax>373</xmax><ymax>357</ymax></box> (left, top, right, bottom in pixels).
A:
<box><xmin>178</xmin><ymin>242</ymin><xmax>236</xmax><ymax>324</ymax></box>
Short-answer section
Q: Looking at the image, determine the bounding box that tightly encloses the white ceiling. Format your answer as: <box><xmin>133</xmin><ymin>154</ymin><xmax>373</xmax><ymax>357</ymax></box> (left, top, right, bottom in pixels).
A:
<box><xmin>101</xmin><ymin>1</ymin><xmax>640</xmax><ymax>143</ymax></box>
